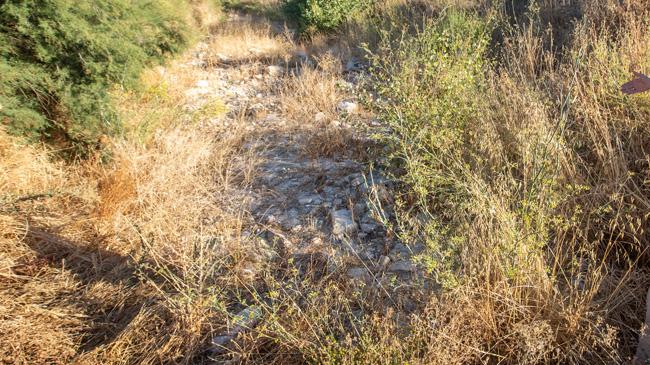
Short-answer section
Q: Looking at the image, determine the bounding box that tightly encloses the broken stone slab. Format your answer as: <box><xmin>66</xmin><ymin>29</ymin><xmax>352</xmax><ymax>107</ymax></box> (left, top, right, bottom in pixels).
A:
<box><xmin>321</xmin><ymin>186</ymin><xmax>337</xmax><ymax>199</ymax></box>
<box><xmin>359</xmin><ymin>246</ymin><xmax>379</xmax><ymax>261</ymax></box>
<box><xmin>331</xmin><ymin>209</ymin><xmax>357</xmax><ymax>238</ymax></box>
<box><xmin>337</xmin><ymin>100</ymin><xmax>359</xmax><ymax>114</ymax></box>
<box><xmin>387</xmin><ymin>260</ymin><xmax>416</xmax><ymax>273</ymax></box>
<box><xmin>267</xmin><ymin>65</ymin><xmax>283</xmax><ymax>76</ymax></box>
<box><xmin>273</xmin><ymin>179</ymin><xmax>302</xmax><ymax>192</ymax></box>
<box><xmin>279</xmin><ymin>209</ymin><xmax>301</xmax><ymax>231</ymax></box>
<box><xmin>360</xmin><ymin>222</ymin><xmax>378</xmax><ymax>234</ymax></box>
<box><xmin>353</xmin><ymin>202</ymin><xmax>368</xmax><ymax>217</ymax></box>
<box><xmin>347</xmin><ymin>267</ymin><xmax>370</xmax><ymax>281</ymax></box>
<box><xmin>211</xmin><ymin>305</ymin><xmax>263</xmax><ymax>355</ymax></box>
<box><xmin>298</xmin><ymin>193</ymin><xmax>322</xmax><ymax>206</ymax></box>
<box><xmin>350</xmin><ymin>175</ymin><xmax>364</xmax><ymax>187</ymax></box>
<box><xmin>360</xmin><ymin>212</ymin><xmax>377</xmax><ymax>224</ymax></box>
<box><xmin>389</xmin><ymin>242</ymin><xmax>412</xmax><ymax>260</ymax></box>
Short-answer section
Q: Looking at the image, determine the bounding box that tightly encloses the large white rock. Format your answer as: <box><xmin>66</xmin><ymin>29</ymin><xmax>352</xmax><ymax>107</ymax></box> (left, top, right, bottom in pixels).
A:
<box><xmin>337</xmin><ymin>100</ymin><xmax>359</xmax><ymax>114</ymax></box>
<box><xmin>267</xmin><ymin>65</ymin><xmax>283</xmax><ymax>76</ymax></box>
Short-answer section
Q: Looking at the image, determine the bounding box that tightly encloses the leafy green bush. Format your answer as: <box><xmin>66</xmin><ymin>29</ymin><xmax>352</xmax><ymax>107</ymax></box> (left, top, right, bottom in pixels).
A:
<box><xmin>0</xmin><ymin>0</ymin><xmax>195</xmax><ymax>151</ymax></box>
<box><xmin>369</xmin><ymin>11</ymin><xmax>493</xmax><ymax>282</ymax></box>
<box><xmin>283</xmin><ymin>0</ymin><xmax>369</xmax><ymax>34</ymax></box>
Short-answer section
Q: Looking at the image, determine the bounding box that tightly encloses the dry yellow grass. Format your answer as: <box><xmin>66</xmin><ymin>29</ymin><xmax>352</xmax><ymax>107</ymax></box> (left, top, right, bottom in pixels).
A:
<box><xmin>0</xmin><ymin>119</ymin><xmax>257</xmax><ymax>365</ymax></box>
<box><xmin>1</xmin><ymin>131</ymin><xmax>89</xmax><ymax>364</ymax></box>
<box><xmin>3</xmin><ymin>0</ymin><xmax>650</xmax><ymax>364</ymax></box>
<box><xmin>280</xmin><ymin>54</ymin><xmax>343</xmax><ymax>124</ymax></box>
<box><xmin>278</xmin><ymin>53</ymin><xmax>374</xmax><ymax>159</ymax></box>
<box><xmin>0</xmin><ymin>8</ymin><xmax>261</xmax><ymax>362</ymax></box>
<box><xmin>205</xmin><ymin>12</ymin><xmax>294</xmax><ymax>65</ymax></box>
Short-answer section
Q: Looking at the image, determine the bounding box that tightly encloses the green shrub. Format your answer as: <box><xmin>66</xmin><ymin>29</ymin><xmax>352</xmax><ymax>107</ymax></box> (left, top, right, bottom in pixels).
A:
<box><xmin>0</xmin><ymin>0</ymin><xmax>194</xmax><ymax>151</ymax></box>
<box><xmin>283</xmin><ymin>0</ymin><xmax>369</xmax><ymax>34</ymax></box>
<box><xmin>368</xmin><ymin>11</ymin><xmax>495</xmax><ymax>284</ymax></box>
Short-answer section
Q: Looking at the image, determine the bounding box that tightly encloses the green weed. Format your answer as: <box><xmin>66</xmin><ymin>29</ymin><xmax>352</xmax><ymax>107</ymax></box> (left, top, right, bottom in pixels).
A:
<box><xmin>0</xmin><ymin>0</ymin><xmax>199</xmax><ymax>153</ymax></box>
<box><xmin>282</xmin><ymin>0</ymin><xmax>371</xmax><ymax>34</ymax></box>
